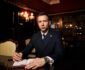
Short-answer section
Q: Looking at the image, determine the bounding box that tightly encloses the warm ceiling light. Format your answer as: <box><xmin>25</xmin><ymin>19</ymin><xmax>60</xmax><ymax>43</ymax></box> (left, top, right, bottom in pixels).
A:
<box><xmin>18</xmin><ymin>11</ymin><xmax>35</xmax><ymax>22</ymax></box>
<box><xmin>42</xmin><ymin>0</ymin><xmax>60</xmax><ymax>5</ymax></box>
<box><xmin>30</xmin><ymin>13</ymin><xmax>35</xmax><ymax>20</ymax></box>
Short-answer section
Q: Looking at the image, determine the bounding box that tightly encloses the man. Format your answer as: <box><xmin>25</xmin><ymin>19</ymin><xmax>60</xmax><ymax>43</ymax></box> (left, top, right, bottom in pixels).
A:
<box><xmin>13</xmin><ymin>12</ymin><xmax>63</xmax><ymax>70</ymax></box>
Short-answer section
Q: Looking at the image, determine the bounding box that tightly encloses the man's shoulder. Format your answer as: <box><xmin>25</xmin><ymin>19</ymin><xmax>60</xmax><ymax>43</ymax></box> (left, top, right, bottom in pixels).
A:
<box><xmin>49</xmin><ymin>28</ymin><xmax>62</xmax><ymax>39</ymax></box>
<box><xmin>49</xmin><ymin>28</ymin><xmax>60</xmax><ymax>34</ymax></box>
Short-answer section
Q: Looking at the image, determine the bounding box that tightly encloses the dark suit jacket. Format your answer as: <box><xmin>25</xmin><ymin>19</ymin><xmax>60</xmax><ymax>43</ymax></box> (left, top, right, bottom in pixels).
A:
<box><xmin>22</xmin><ymin>28</ymin><xmax>63</xmax><ymax>69</ymax></box>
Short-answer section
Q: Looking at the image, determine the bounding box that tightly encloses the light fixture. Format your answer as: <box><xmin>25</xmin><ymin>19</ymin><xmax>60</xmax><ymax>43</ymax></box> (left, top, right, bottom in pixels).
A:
<box><xmin>42</xmin><ymin>0</ymin><xmax>60</xmax><ymax>5</ymax></box>
<box><xmin>18</xmin><ymin>11</ymin><xmax>35</xmax><ymax>22</ymax></box>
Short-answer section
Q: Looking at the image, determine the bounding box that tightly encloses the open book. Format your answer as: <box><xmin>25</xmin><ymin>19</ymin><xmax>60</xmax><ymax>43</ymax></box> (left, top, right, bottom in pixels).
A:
<box><xmin>13</xmin><ymin>59</ymin><xmax>33</xmax><ymax>67</ymax></box>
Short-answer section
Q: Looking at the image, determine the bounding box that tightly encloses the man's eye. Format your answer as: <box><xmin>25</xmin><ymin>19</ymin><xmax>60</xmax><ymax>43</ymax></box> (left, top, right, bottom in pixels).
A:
<box><xmin>38</xmin><ymin>21</ymin><xmax>41</xmax><ymax>23</ymax></box>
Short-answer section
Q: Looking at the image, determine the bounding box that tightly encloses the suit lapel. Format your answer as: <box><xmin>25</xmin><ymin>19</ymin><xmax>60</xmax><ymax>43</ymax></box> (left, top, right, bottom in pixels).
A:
<box><xmin>37</xmin><ymin>32</ymin><xmax>46</xmax><ymax>47</ymax></box>
<box><xmin>43</xmin><ymin>30</ymin><xmax>53</xmax><ymax>46</ymax></box>
<box><xmin>37</xmin><ymin>30</ymin><xmax>53</xmax><ymax>48</ymax></box>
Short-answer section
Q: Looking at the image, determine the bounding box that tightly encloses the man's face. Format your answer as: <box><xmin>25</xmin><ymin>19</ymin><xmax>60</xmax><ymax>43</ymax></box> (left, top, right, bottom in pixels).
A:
<box><xmin>37</xmin><ymin>15</ymin><xmax>49</xmax><ymax>32</ymax></box>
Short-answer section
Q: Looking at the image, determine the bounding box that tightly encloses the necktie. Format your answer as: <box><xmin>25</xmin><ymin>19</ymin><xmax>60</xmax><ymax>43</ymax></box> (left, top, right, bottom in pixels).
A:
<box><xmin>42</xmin><ymin>34</ymin><xmax>46</xmax><ymax>39</ymax></box>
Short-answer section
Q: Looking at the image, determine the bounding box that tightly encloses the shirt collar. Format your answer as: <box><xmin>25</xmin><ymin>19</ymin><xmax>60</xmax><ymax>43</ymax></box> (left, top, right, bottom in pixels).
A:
<box><xmin>41</xmin><ymin>30</ymin><xmax>48</xmax><ymax>36</ymax></box>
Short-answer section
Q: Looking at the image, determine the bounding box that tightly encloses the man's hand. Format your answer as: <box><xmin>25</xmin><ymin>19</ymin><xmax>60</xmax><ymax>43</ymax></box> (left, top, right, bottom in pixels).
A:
<box><xmin>12</xmin><ymin>52</ymin><xmax>22</xmax><ymax>62</ymax></box>
<box><xmin>25</xmin><ymin>58</ymin><xmax>46</xmax><ymax>70</ymax></box>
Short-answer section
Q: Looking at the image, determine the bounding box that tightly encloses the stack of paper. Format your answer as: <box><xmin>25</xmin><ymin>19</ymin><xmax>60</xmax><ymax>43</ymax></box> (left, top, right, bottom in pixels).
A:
<box><xmin>13</xmin><ymin>59</ymin><xmax>33</xmax><ymax>67</ymax></box>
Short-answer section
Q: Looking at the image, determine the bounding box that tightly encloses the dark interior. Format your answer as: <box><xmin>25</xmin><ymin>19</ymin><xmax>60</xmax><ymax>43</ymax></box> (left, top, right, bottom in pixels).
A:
<box><xmin>0</xmin><ymin>0</ymin><xmax>85</xmax><ymax>70</ymax></box>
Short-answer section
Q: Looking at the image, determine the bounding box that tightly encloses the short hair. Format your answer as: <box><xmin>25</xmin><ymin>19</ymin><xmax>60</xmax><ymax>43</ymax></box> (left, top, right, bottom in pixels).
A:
<box><xmin>37</xmin><ymin>12</ymin><xmax>49</xmax><ymax>19</ymax></box>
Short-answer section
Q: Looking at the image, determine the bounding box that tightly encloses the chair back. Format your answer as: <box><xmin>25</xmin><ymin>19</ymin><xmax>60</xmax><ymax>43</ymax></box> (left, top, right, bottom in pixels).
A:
<box><xmin>0</xmin><ymin>41</ymin><xmax>16</xmax><ymax>56</ymax></box>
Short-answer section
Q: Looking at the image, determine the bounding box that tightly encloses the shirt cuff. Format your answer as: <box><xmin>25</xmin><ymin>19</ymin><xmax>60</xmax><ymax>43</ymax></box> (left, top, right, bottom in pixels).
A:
<box><xmin>46</xmin><ymin>56</ymin><xmax>54</xmax><ymax>65</ymax></box>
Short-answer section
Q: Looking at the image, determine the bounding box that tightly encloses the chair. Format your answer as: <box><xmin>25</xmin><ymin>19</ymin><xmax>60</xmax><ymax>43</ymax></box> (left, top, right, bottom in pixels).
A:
<box><xmin>0</xmin><ymin>41</ymin><xmax>16</xmax><ymax>56</ymax></box>
<box><xmin>25</xmin><ymin>38</ymin><xmax>31</xmax><ymax>46</ymax></box>
<box><xmin>0</xmin><ymin>40</ymin><xmax>16</xmax><ymax>69</ymax></box>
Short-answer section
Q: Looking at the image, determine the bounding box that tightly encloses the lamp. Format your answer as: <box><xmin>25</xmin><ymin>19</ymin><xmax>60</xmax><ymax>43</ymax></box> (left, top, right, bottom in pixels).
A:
<box><xmin>18</xmin><ymin>11</ymin><xmax>35</xmax><ymax>22</ymax></box>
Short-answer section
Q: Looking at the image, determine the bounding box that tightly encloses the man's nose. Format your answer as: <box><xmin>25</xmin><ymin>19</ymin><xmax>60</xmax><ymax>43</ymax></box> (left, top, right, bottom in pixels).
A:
<box><xmin>41</xmin><ymin>22</ymin><xmax>44</xmax><ymax>25</ymax></box>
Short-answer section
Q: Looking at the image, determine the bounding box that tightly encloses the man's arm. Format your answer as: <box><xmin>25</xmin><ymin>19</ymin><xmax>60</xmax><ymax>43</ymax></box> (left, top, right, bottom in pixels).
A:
<box><xmin>22</xmin><ymin>39</ymin><xmax>34</xmax><ymax>59</ymax></box>
<box><xmin>12</xmin><ymin>40</ymin><xmax>33</xmax><ymax>61</ymax></box>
